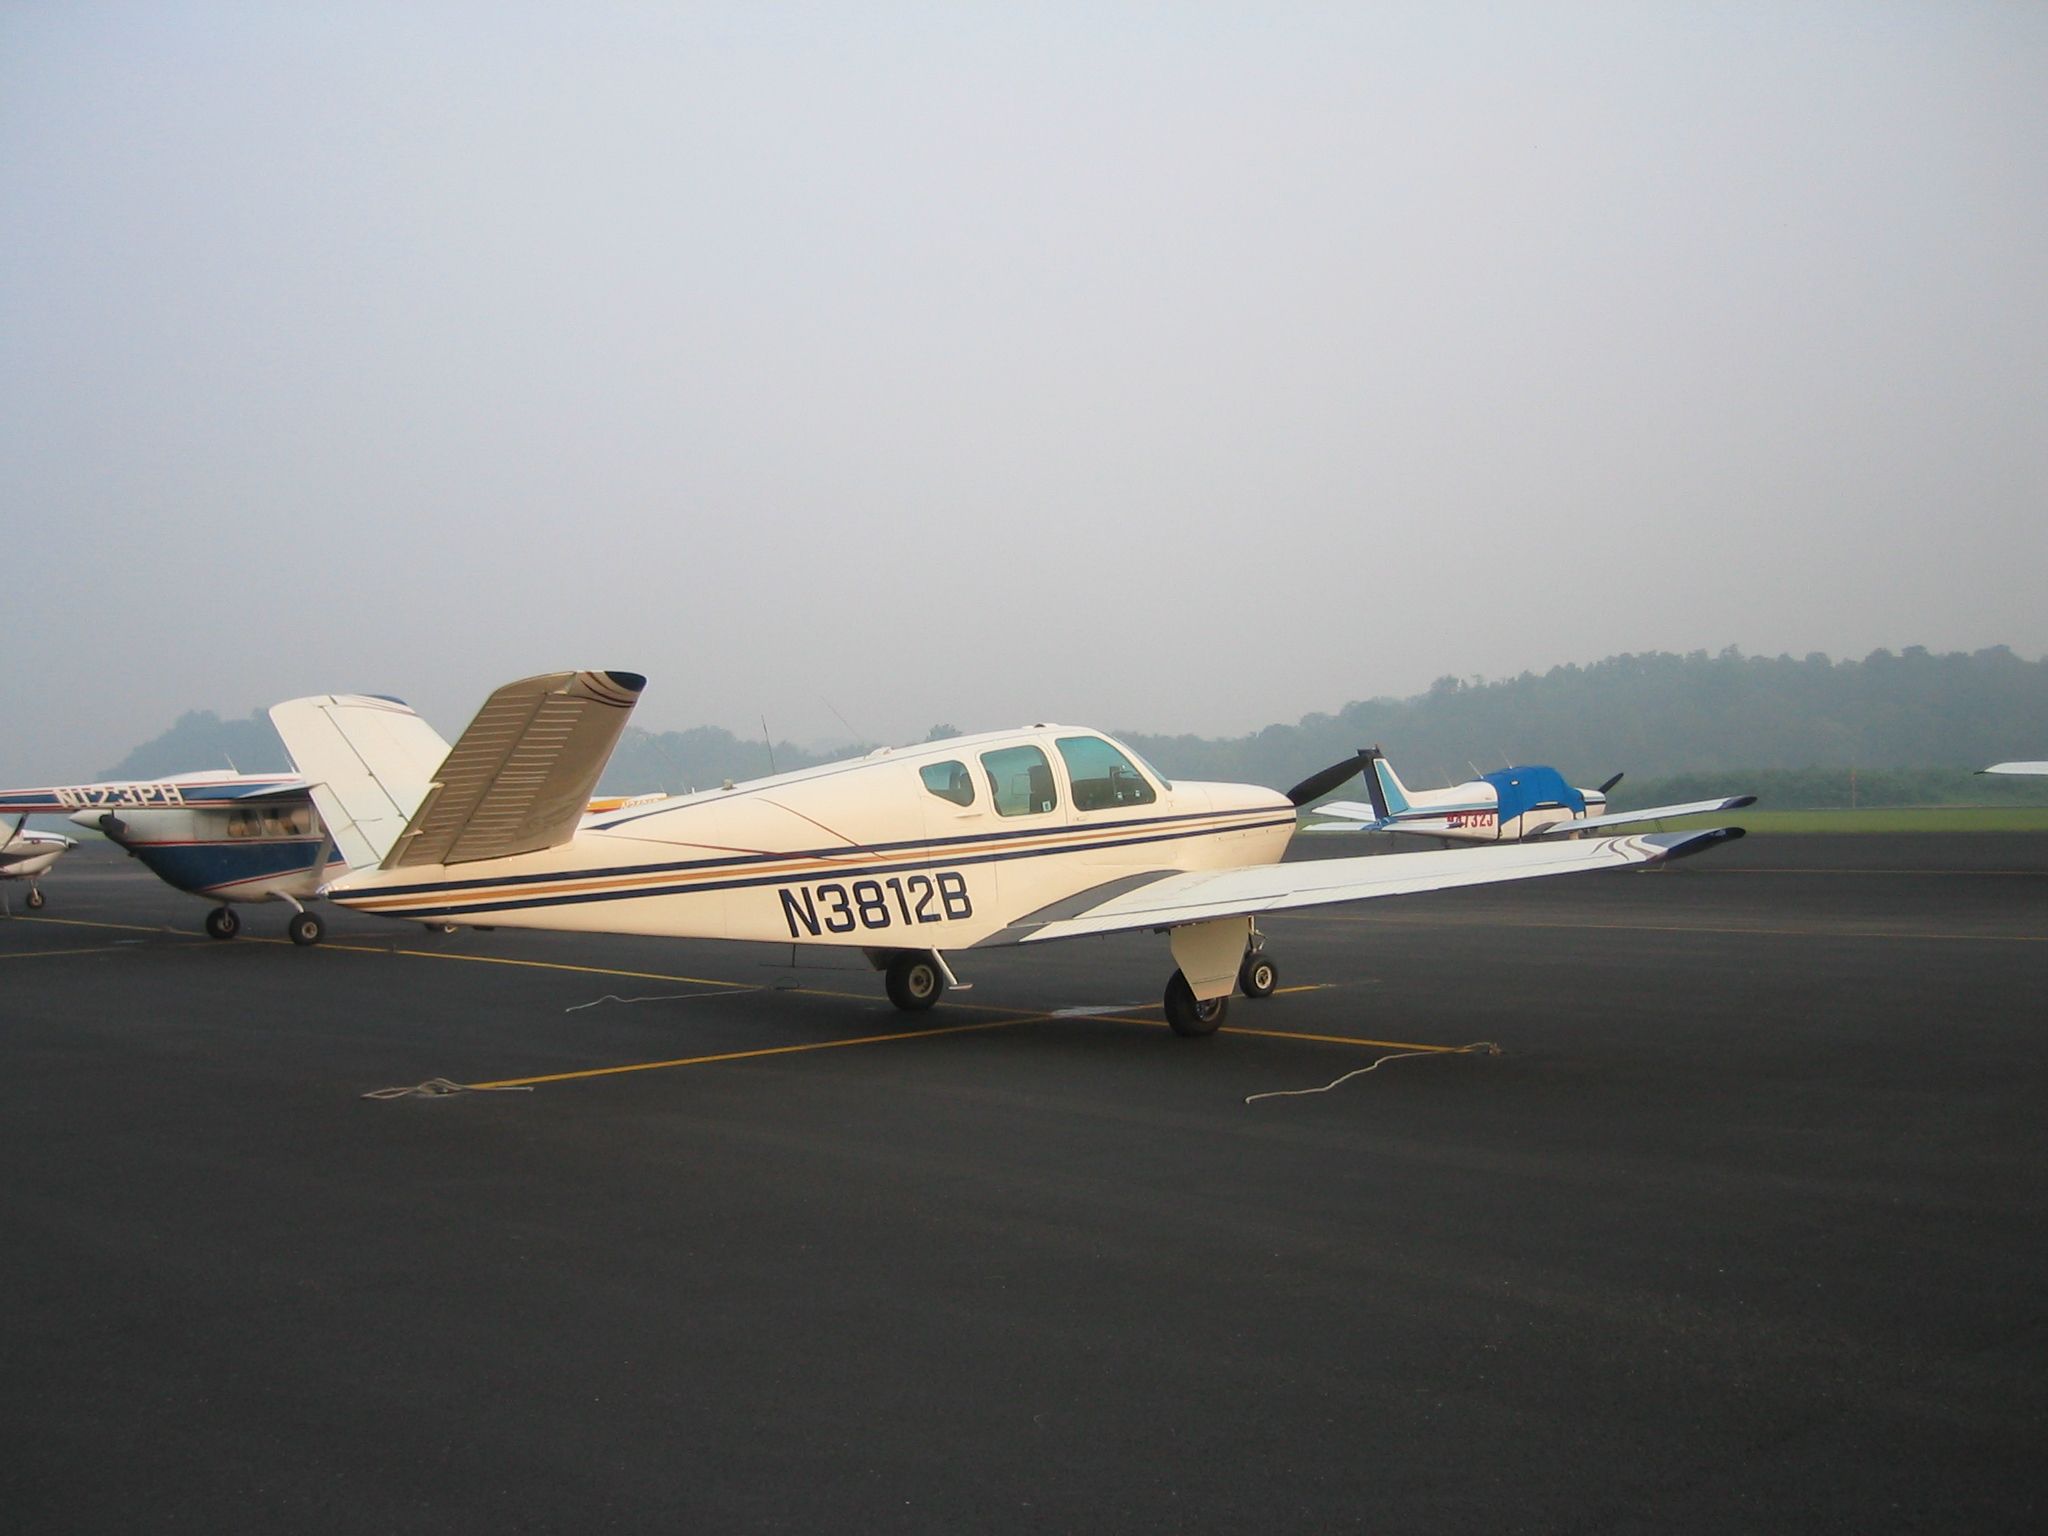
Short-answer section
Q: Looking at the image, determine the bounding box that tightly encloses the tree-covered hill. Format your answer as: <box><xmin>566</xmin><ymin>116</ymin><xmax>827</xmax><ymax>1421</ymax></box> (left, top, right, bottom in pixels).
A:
<box><xmin>1117</xmin><ymin>647</ymin><xmax>2048</xmax><ymax>797</ymax></box>
<box><xmin>91</xmin><ymin>646</ymin><xmax>2048</xmax><ymax>809</ymax></box>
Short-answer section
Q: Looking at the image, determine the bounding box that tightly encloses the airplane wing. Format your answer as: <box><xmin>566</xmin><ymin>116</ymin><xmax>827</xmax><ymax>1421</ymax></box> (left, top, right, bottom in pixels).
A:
<box><xmin>0</xmin><ymin>775</ymin><xmax>307</xmax><ymax>816</ymax></box>
<box><xmin>977</xmin><ymin>827</ymin><xmax>1742</xmax><ymax>946</ymax></box>
<box><xmin>270</xmin><ymin>694</ymin><xmax>455</xmax><ymax>872</ymax></box>
<box><xmin>1524</xmin><ymin>795</ymin><xmax>1757</xmax><ymax>837</ymax></box>
<box><xmin>1299</xmin><ymin>798</ymin><xmax>1386</xmax><ymax>832</ymax></box>
<box><xmin>1981</xmin><ymin>761</ymin><xmax>2048</xmax><ymax>776</ymax></box>
<box><xmin>377</xmin><ymin>670</ymin><xmax>645</xmax><ymax>869</ymax></box>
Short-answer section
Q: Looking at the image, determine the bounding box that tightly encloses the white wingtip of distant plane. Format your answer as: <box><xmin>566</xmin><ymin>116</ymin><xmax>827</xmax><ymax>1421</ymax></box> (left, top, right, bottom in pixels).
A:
<box><xmin>1980</xmin><ymin>761</ymin><xmax>2048</xmax><ymax>776</ymax></box>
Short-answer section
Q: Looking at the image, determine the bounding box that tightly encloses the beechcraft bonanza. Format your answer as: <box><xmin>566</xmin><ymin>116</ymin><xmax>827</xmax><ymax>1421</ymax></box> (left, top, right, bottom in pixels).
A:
<box><xmin>1303</xmin><ymin>750</ymin><xmax>1755</xmax><ymax>845</ymax></box>
<box><xmin>2</xmin><ymin>818</ymin><xmax>75</xmax><ymax>912</ymax></box>
<box><xmin>272</xmin><ymin>670</ymin><xmax>1749</xmax><ymax>1035</ymax></box>
<box><xmin>0</xmin><ymin>695</ymin><xmax>453</xmax><ymax>944</ymax></box>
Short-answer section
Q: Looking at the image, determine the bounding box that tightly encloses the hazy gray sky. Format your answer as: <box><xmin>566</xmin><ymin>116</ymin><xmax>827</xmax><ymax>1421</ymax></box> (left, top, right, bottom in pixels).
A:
<box><xmin>5</xmin><ymin>1</ymin><xmax>2045</xmax><ymax>782</ymax></box>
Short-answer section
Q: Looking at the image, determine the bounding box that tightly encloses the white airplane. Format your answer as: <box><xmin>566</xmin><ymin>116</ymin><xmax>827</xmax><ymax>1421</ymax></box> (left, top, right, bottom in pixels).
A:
<box><xmin>1303</xmin><ymin>749</ymin><xmax>1755</xmax><ymax>844</ymax></box>
<box><xmin>0</xmin><ymin>695</ymin><xmax>451</xmax><ymax>944</ymax></box>
<box><xmin>273</xmin><ymin>671</ymin><xmax>1747</xmax><ymax>1035</ymax></box>
<box><xmin>2</xmin><ymin>818</ymin><xmax>75</xmax><ymax>911</ymax></box>
<box><xmin>1980</xmin><ymin>761</ymin><xmax>2048</xmax><ymax>776</ymax></box>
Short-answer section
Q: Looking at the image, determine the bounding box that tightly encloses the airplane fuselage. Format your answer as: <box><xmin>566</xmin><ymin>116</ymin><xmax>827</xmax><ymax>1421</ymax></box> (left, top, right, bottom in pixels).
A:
<box><xmin>1379</xmin><ymin>789</ymin><xmax>1610</xmax><ymax>843</ymax></box>
<box><xmin>3</xmin><ymin>829</ymin><xmax>74</xmax><ymax>879</ymax></box>
<box><xmin>0</xmin><ymin>773</ymin><xmax>340</xmax><ymax>904</ymax></box>
<box><xmin>327</xmin><ymin>726</ymin><xmax>1298</xmax><ymax>948</ymax></box>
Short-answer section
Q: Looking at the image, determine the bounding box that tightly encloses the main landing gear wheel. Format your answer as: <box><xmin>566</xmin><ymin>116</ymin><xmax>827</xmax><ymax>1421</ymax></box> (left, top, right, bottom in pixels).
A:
<box><xmin>25</xmin><ymin>887</ymin><xmax>45</xmax><ymax>911</ymax></box>
<box><xmin>287</xmin><ymin>911</ymin><xmax>324</xmax><ymax>947</ymax></box>
<box><xmin>885</xmin><ymin>953</ymin><xmax>945</xmax><ymax>1012</ymax></box>
<box><xmin>1239</xmin><ymin>952</ymin><xmax>1278</xmax><ymax>999</ymax></box>
<box><xmin>204</xmin><ymin>906</ymin><xmax>241</xmax><ymax>941</ymax></box>
<box><xmin>1164</xmin><ymin>970</ymin><xmax>1228</xmax><ymax>1037</ymax></box>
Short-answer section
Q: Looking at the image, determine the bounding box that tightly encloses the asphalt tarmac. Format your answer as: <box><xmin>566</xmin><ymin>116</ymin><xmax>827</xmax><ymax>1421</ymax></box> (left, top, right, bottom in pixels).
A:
<box><xmin>4</xmin><ymin>835</ymin><xmax>2044</xmax><ymax>1534</ymax></box>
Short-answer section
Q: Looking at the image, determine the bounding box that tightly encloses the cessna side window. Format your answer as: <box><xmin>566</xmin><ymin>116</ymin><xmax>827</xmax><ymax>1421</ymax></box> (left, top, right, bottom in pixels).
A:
<box><xmin>1056</xmin><ymin>736</ymin><xmax>1158</xmax><ymax>812</ymax></box>
<box><xmin>980</xmin><ymin>744</ymin><xmax>1058</xmax><ymax>817</ymax></box>
<box><xmin>920</xmin><ymin>760</ymin><xmax>975</xmax><ymax>807</ymax></box>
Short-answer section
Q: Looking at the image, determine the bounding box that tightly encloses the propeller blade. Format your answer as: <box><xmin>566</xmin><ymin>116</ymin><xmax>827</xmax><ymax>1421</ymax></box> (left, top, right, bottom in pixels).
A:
<box><xmin>1597</xmin><ymin>772</ymin><xmax>1624</xmax><ymax>794</ymax></box>
<box><xmin>1287</xmin><ymin>751</ymin><xmax>1371</xmax><ymax>809</ymax></box>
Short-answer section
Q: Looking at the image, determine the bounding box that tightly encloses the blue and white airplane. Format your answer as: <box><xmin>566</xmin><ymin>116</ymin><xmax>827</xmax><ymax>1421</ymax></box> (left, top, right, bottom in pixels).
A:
<box><xmin>1303</xmin><ymin>749</ymin><xmax>1754</xmax><ymax>844</ymax></box>
<box><xmin>0</xmin><ymin>695</ymin><xmax>450</xmax><ymax>944</ymax></box>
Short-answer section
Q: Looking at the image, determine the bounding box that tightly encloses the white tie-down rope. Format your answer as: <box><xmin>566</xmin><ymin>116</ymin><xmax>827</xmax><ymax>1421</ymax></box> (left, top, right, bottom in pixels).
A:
<box><xmin>1245</xmin><ymin>1041</ymin><xmax>1500</xmax><ymax>1104</ymax></box>
<box><xmin>564</xmin><ymin>985</ymin><xmax>763</xmax><ymax>1013</ymax></box>
<box><xmin>361</xmin><ymin>1078</ymin><xmax>533</xmax><ymax>1101</ymax></box>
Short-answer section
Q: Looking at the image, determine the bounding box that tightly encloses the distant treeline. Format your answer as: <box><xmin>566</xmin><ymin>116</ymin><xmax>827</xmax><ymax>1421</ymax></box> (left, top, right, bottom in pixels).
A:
<box><xmin>1117</xmin><ymin>646</ymin><xmax>2048</xmax><ymax>799</ymax></box>
<box><xmin>99</xmin><ymin>646</ymin><xmax>2048</xmax><ymax>810</ymax></box>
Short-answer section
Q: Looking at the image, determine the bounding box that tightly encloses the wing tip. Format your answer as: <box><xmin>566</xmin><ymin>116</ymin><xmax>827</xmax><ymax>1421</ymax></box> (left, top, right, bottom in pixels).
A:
<box><xmin>1646</xmin><ymin>825</ymin><xmax>1746</xmax><ymax>862</ymax></box>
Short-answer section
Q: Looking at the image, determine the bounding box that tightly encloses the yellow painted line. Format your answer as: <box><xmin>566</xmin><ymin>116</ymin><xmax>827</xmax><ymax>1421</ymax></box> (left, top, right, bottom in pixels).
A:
<box><xmin>327</xmin><ymin>942</ymin><xmax>756</xmax><ymax>991</ymax></box>
<box><xmin>0</xmin><ymin>944</ymin><xmax>148</xmax><ymax>960</ymax></box>
<box><xmin>468</xmin><ymin>1016</ymin><xmax>1030</xmax><ymax>1088</ymax></box>
<box><xmin>1219</xmin><ymin>1025</ymin><xmax>1471</xmax><ymax>1051</ymax></box>
<box><xmin>6</xmin><ymin>915</ymin><xmax>175</xmax><ymax>935</ymax></box>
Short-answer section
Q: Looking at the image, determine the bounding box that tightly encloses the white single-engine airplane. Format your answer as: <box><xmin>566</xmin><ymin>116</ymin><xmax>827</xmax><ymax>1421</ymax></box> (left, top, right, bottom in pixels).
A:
<box><xmin>274</xmin><ymin>671</ymin><xmax>1747</xmax><ymax>1035</ymax></box>
<box><xmin>1303</xmin><ymin>750</ymin><xmax>1755</xmax><ymax>844</ymax></box>
<box><xmin>0</xmin><ymin>695</ymin><xmax>452</xmax><ymax>944</ymax></box>
<box><xmin>3</xmin><ymin>819</ymin><xmax>75</xmax><ymax>911</ymax></box>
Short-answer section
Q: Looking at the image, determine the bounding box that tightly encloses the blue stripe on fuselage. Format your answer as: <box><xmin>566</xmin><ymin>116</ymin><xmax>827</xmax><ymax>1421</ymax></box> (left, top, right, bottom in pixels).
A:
<box><xmin>344</xmin><ymin>809</ymin><xmax>1299</xmax><ymax>918</ymax></box>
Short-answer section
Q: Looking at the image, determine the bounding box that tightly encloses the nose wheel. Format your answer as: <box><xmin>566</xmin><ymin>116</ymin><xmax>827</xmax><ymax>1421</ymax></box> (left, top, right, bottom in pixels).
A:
<box><xmin>204</xmin><ymin>906</ymin><xmax>241</xmax><ymax>941</ymax></box>
<box><xmin>25</xmin><ymin>885</ymin><xmax>46</xmax><ymax>911</ymax></box>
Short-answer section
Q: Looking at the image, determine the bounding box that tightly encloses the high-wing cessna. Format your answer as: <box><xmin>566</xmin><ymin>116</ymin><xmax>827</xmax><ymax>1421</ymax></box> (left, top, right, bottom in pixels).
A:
<box><xmin>275</xmin><ymin>671</ymin><xmax>1747</xmax><ymax>1035</ymax></box>
<box><xmin>1303</xmin><ymin>749</ymin><xmax>1755</xmax><ymax>845</ymax></box>
<box><xmin>2</xmin><ymin>819</ymin><xmax>75</xmax><ymax>911</ymax></box>
<box><xmin>0</xmin><ymin>695</ymin><xmax>451</xmax><ymax>944</ymax></box>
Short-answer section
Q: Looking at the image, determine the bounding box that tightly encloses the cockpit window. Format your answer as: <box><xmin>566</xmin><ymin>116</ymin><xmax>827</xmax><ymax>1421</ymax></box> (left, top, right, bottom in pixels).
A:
<box><xmin>1056</xmin><ymin>736</ymin><xmax>1158</xmax><ymax>811</ymax></box>
<box><xmin>919</xmin><ymin>760</ymin><xmax>975</xmax><ymax>807</ymax></box>
<box><xmin>980</xmin><ymin>744</ymin><xmax>1058</xmax><ymax>817</ymax></box>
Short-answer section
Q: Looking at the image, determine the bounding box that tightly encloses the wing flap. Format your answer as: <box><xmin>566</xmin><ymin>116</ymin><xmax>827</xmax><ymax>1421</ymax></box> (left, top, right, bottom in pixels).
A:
<box><xmin>978</xmin><ymin>828</ymin><xmax>1743</xmax><ymax>946</ymax></box>
<box><xmin>386</xmin><ymin>670</ymin><xmax>645</xmax><ymax>868</ymax></box>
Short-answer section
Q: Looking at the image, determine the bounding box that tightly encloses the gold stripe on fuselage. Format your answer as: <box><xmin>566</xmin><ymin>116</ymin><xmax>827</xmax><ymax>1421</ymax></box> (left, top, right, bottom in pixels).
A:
<box><xmin>338</xmin><ymin>809</ymin><xmax>1291</xmax><ymax>915</ymax></box>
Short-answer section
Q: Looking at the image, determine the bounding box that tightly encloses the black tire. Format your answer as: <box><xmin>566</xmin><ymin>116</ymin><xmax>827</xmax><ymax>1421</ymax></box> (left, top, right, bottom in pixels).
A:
<box><xmin>287</xmin><ymin>911</ymin><xmax>323</xmax><ymax>947</ymax></box>
<box><xmin>205</xmin><ymin>906</ymin><xmax>241</xmax><ymax>941</ymax></box>
<box><xmin>1239</xmin><ymin>953</ymin><xmax>1278</xmax><ymax>999</ymax></box>
<box><xmin>25</xmin><ymin>887</ymin><xmax>46</xmax><ymax>911</ymax></box>
<box><xmin>884</xmin><ymin>954</ymin><xmax>945</xmax><ymax>1012</ymax></box>
<box><xmin>1164</xmin><ymin>970</ymin><xmax>1227</xmax><ymax>1037</ymax></box>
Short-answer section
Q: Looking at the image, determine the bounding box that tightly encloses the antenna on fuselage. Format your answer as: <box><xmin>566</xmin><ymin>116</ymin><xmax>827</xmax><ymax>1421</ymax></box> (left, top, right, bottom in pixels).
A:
<box><xmin>761</xmin><ymin>716</ymin><xmax>776</xmax><ymax>776</ymax></box>
<box><xmin>821</xmin><ymin>697</ymin><xmax>867</xmax><ymax>750</ymax></box>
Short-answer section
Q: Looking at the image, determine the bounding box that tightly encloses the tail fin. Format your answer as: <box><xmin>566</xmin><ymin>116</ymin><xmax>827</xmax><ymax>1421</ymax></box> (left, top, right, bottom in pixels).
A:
<box><xmin>269</xmin><ymin>695</ymin><xmax>453</xmax><ymax>873</ymax></box>
<box><xmin>379</xmin><ymin>670</ymin><xmax>644</xmax><ymax>869</ymax></box>
<box><xmin>1365</xmin><ymin>751</ymin><xmax>1413</xmax><ymax>817</ymax></box>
